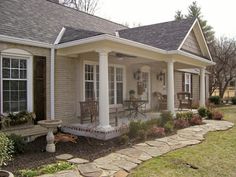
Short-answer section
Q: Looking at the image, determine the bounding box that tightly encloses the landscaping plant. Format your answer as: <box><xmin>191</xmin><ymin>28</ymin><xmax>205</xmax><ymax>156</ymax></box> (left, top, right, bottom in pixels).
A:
<box><xmin>0</xmin><ymin>133</ymin><xmax>14</xmax><ymax>167</ymax></box>
<box><xmin>147</xmin><ymin>126</ymin><xmax>165</xmax><ymax>138</ymax></box>
<box><xmin>189</xmin><ymin>115</ymin><xmax>203</xmax><ymax>125</ymax></box>
<box><xmin>208</xmin><ymin>96</ymin><xmax>221</xmax><ymax>105</ymax></box>
<box><xmin>231</xmin><ymin>97</ymin><xmax>236</xmax><ymax>105</ymax></box>
<box><xmin>7</xmin><ymin>134</ymin><xmax>26</xmax><ymax>154</ymax></box>
<box><xmin>212</xmin><ymin>111</ymin><xmax>223</xmax><ymax>120</ymax></box>
<box><xmin>198</xmin><ymin>107</ymin><xmax>207</xmax><ymax>117</ymax></box>
<box><xmin>174</xmin><ymin>119</ymin><xmax>189</xmax><ymax>129</ymax></box>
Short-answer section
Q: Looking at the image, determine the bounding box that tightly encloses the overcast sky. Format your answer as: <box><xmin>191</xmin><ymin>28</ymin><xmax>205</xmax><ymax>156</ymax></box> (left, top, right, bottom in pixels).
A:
<box><xmin>96</xmin><ymin>0</ymin><xmax>236</xmax><ymax>38</ymax></box>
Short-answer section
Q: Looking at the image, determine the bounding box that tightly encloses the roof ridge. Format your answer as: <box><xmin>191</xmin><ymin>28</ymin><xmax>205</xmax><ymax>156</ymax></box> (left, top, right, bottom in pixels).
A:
<box><xmin>118</xmin><ymin>18</ymin><xmax>196</xmax><ymax>32</ymax></box>
<box><xmin>46</xmin><ymin>0</ymin><xmax>128</xmax><ymax>29</ymax></box>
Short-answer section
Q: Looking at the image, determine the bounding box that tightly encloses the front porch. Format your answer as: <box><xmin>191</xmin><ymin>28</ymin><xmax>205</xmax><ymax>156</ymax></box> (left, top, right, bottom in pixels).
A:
<box><xmin>61</xmin><ymin>109</ymin><xmax>197</xmax><ymax>140</ymax></box>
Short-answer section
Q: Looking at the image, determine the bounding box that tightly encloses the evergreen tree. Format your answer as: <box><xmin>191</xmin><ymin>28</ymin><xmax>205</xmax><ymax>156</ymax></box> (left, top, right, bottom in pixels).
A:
<box><xmin>175</xmin><ymin>1</ymin><xmax>215</xmax><ymax>44</ymax></box>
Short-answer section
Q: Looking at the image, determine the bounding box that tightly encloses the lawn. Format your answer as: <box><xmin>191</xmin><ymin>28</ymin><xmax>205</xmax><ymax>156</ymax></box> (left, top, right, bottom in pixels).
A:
<box><xmin>129</xmin><ymin>105</ymin><xmax>236</xmax><ymax>177</ymax></box>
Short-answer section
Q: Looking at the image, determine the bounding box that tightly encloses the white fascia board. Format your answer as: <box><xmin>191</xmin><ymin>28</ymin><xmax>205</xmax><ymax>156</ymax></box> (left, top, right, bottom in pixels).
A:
<box><xmin>178</xmin><ymin>18</ymin><xmax>198</xmax><ymax>50</ymax></box>
<box><xmin>195</xmin><ymin>20</ymin><xmax>213</xmax><ymax>61</ymax></box>
<box><xmin>55</xmin><ymin>34</ymin><xmax>168</xmax><ymax>54</ymax></box>
<box><xmin>169</xmin><ymin>50</ymin><xmax>215</xmax><ymax>66</ymax></box>
<box><xmin>0</xmin><ymin>35</ymin><xmax>53</xmax><ymax>48</ymax></box>
<box><xmin>54</xmin><ymin>27</ymin><xmax>66</xmax><ymax>45</ymax></box>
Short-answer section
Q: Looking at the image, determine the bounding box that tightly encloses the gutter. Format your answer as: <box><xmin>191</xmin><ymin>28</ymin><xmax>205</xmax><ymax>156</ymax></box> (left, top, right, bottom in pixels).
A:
<box><xmin>0</xmin><ymin>35</ymin><xmax>53</xmax><ymax>48</ymax></box>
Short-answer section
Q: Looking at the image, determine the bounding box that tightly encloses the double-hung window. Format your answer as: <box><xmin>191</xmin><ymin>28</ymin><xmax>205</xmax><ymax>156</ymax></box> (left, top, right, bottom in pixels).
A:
<box><xmin>84</xmin><ymin>63</ymin><xmax>124</xmax><ymax>105</ymax></box>
<box><xmin>2</xmin><ymin>57</ymin><xmax>28</xmax><ymax>112</ymax></box>
<box><xmin>184</xmin><ymin>73</ymin><xmax>191</xmax><ymax>93</ymax></box>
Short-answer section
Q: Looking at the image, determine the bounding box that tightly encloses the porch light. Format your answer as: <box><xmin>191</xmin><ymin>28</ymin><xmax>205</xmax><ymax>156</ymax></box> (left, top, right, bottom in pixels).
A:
<box><xmin>157</xmin><ymin>71</ymin><xmax>165</xmax><ymax>81</ymax></box>
<box><xmin>133</xmin><ymin>69</ymin><xmax>142</xmax><ymax>80</ymax></box>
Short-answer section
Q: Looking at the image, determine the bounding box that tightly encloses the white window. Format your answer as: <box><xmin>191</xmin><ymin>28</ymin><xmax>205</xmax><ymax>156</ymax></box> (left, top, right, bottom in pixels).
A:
<box><xmin>184</xmin><ymin>73</ymin><xmax>191</xmax><ymax>93</ymax></box>
<box><xmin>1</xmin><ymin>53</ymin><xmax>32</xmax><ymax>113</ymax></box>
<box><xmin>84</xmin><ymin>62</ymin><xmax>124</xmax><ymax>105</ymax></box>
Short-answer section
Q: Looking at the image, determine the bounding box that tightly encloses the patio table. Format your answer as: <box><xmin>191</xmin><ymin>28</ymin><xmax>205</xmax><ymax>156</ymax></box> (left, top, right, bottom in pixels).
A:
<box><xmin>124</xmin><ymin>99</ymin><xmax>148</xmax><ymax>118</ymax></box>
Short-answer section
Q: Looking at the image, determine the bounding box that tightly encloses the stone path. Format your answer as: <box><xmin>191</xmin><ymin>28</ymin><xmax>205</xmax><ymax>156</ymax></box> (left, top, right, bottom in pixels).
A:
<box><xmin>39</xmin><ymin>120</ymin><xmax>234</xmax><ymax>177</ymax></box>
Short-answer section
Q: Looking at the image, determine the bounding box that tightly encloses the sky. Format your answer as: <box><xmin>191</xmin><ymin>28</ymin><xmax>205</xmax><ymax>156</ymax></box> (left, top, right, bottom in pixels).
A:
<box><xmin>96</xmin><ymin>0</ymin><xmax>236</xmax><ymax>38</ymax></box>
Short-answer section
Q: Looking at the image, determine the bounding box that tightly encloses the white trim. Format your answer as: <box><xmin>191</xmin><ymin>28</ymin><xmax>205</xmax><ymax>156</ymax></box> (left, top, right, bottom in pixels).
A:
<box><xmin>83</xmin><ymin>60</ymin><xmax>126</xmax><ymax>107</ymax></box>
<box><xmin>170</xmin><ymin>50</ymin><xmax>215</xmax><ymax>65</ymax></box>
<box><xmin>195</xmin><ymin>20</ymin><xmax>213</xmax><ymax>60</ymax></box>
<box><xmin>184</xmin><ymin>73</ymin><xmax>191</xmax><ymax>93</ymax></box>
<box><xmin>177</xmin><ymin>19</ymin><xmax>212</xmax><ymax>61</ymax></box>
<box><xmin>55</xmin><ymin>34</ymin><xmax>167</xmax><ymax>54</ymax></box>
<box><xmin>0</xmin><ymin>35</ymin><xmax>52</xmax><ymax>48</ymax></box>
<box><xmin>178</xmin><ymin>19</ymin><xmax>198</xmax><ymax>50</ymax></box>
<box><xmin>50</xmin><ymin>48</ymin><xmax>55</xmax><ymax>120</ymax></box>
<box><xmin>0</xmin><ymin>51</ymin><xmax>33</xmax><ymax>114</ymax></box>
<box><xmin>54</xmin><ymin>27</ymin><xmax>66</xmax><ymax>45</ymax></box>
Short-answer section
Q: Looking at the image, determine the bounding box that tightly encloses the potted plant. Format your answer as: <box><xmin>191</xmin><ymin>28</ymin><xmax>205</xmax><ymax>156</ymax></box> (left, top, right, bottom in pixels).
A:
<box><xmin>129</xmin><ymin>90</ymin><xmax>135</xmax><ymax>100</ymax></box>
<box><xmin>0</xmin><ymin>133</ymin><xmax>14</xmax><ymax>177</ymax></box>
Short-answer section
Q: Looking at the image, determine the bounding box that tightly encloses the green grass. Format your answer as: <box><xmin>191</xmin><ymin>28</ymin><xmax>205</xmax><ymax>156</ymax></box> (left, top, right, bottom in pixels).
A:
<box><xmin>129</xmin><ymin>106</ymin><xmax>236</xmax><ymax>177</ymax></box>
<box><xmin>18</xmin><ymin>161</ymin><xmax>75</xmax><ymax>177</ymax></box>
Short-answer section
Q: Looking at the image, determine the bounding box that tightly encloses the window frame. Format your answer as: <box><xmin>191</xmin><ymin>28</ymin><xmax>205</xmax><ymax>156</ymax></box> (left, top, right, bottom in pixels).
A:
<box><xmin>184</xmin><ymin>73</ymin><xmax>191</xmax><ymax>93</ymax></box>
<box><xmin>1</xmin><ymin>51</ymin><xmax>33</xmax><ymax>114</ymax></box>
<box><xmin>83</xmin><ymin>61</ymin><xmax>126</xmax><ymax>107</ymax></box>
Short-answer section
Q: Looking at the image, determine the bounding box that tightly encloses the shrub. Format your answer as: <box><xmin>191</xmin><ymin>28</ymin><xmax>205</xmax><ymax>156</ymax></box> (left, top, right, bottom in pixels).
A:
<box><xmin>137</xmin><ymin>130</ymin><xmax>147</xmax><ymax>140</ymax></box>
<box><xmin>190</xmin><ymin>115</ymin><xmax>203</xmax><ymax>125</ymax></box>
<box><xmin>176</xmin><ymin>111</ymin><xmax>193</xmax><ymax>121</ymax></box>
<box><xmin>147</xmin><ymin>126</ymin><xmax>165</xmax><ymax>137</ymax></box>
<box><xmin>174</xmin><ymin>119</ymin><xmax>189</xmax><ymax>129</ymax></box>
<box><xmin>198</xmin><ymin>107</ymin><xmax>207</xmax><ymax>117</ymax></box>
<box><xmin>128</xmin><ymin>120</ymin><xmax>146</xmax><ymax>138</ymax></box>
<box><xmin>164</xmin><ymin>121</ymin><xmax>174</xmax><ymax>133</ymax></box>
<box><xmin>231</xmin><ymin>97</ymin><xmax>236</xmax><ymax>105</ymax></box>
<box><xmin>0</xmin><ymin>132</ymin><xmax>14</xmax><ymax>166</ymax></box>
<box><xmin>7</xmin><ymin>134</ymin><xmax>26</xmax><ymax>154</ymax></box>
<box><xmin>191</xmin><ymin>101</ymin><xmax>199</xmax><ymax>109</ymax></box>
<box><xmin>209</xmin><ymin>96</ymin><xmax>221</xmax><ymax>105</ymax></box>
<box><xmin>160</xmin><ymin>111</ymin><xmax>173</xmax><ymax>127</ymax></box>
<box><xmin>212</xmin><ymin>111</ymin><xmax>223</xmax><ymax>120</ymax></box>
<box><xmin>206</xmin><ymin>110</ymin><xmax>213</xmax><ymax>120</ymax></box>
<box><xmin>119</xmin><ymin>135</ymin><xmax>129</xmax><ymax>145</ymax></box>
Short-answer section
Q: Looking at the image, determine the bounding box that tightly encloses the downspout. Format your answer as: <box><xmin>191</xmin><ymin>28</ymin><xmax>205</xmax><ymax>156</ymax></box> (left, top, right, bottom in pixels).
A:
<box><xmin>50</xmin><ymin>47</ymin><xmax>55</xmax><ymax>120</ymax></box>
<box><xmin>50</xmin><ymin>27</ymin><xmax>66</xmax><ymax>120</ymax></box>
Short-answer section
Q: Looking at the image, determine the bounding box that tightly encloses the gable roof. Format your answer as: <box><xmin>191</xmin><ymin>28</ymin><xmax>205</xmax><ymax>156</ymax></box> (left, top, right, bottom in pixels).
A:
<box><xmin>60</xmin><ymin>27</ymin><xmax>104</xmax><ymax>44</ymax></box>
<box><xmin>118</xmin><ymin>18</ymin><xmax>196</xmax><ymax>51</ymax></box>
<box><xmin>0</xmin><ymin>0</ymin><xmax>126</xmax><ymax>44</ymax></box>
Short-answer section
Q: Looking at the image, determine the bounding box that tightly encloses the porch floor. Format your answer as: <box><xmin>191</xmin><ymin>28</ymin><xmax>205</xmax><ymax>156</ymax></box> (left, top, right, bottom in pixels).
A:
<box><xmin>61</xmin><ymin>109</ymin><xmax>197</xmax><ymax>140</ymax></box>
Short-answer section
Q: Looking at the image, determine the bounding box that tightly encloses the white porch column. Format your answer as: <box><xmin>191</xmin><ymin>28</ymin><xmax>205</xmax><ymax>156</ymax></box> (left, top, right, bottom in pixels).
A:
<box><xmin>97</xmin><ymin>49</ymin><xmax>111</xmax><ymax>130</ymax></box>
<box><xmin>167</xmin><ymin>60</ymin><xmax>175</xmax><ymax>113</ymax></box>
<box><xmin>50</xmin><ymin>48</ymin><xmax>55</xmax><ymax>120</ymax></box>
<box><xmin>200</xmin><ymin>67</ymin><xmax>206</xmax><ymax>107</ymax></box>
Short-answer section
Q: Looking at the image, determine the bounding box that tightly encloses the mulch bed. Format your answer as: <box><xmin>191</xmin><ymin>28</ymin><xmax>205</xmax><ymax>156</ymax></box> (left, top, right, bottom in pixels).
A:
<box><xmin>3</xmin><ymin>135</ymin><xmax>132</xmax><ymax>174</ymax></box>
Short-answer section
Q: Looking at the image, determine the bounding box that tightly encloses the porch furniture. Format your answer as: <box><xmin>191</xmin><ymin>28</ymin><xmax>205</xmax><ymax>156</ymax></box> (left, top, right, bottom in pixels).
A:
<box><xmin>153</xmin><ymin>92</ymin><xmax>167</xmax><ymax>111</ymax></box>
<box><xmin>80</xmin><ymin>100</ymin><xmax>98</xmax><ymax>124</ymax></box>
<box><xmin>109</xmin><ymin>107</ymin><xmax>125</xmax><ymax>126</ymax></box>
<box><xmin>124</xmin><ymin>99</ymin><xmax>148</xmax><ymax>118</ymax></box>
<box><xmin>177</xmin><ymin>92</ymin><xmax>192</xmax><ymax>110</ymax></box>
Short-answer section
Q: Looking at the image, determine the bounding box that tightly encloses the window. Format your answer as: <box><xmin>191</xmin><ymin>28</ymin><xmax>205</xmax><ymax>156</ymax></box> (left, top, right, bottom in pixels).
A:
<box><xmin>184</xmin><ymin>73</ymin><xmax>191</xmax><ymax>93</ymax></box>
<box><xmin>84</xmin><ymin>63</ymin><xmax>124</xmax><ymax>105</ymax></box>
<box><xmin>2</xmin><ymin>57</ymin><xmax>28</xmax><ymax>112</ymax></box>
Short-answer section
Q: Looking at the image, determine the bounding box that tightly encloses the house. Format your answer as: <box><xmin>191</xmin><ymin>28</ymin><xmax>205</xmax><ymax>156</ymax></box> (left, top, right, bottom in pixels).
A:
<box><xmin>0</xmin><ymin>0</ymin><xmax>214</xmax><ymax>139</ymax></box>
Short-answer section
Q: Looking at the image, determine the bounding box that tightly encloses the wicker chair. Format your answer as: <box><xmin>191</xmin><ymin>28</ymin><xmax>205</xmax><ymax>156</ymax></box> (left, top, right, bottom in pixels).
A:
<box><xmin>80</xmin><ymin>99</ymin><xmax>98</xmax><ymax>124</ymax></box>
<box><xmin>153</xmin><ymin>92</ymin><xmax>167</xmax><ymax>111</ymax></box>
<box><xmin>177</xmin><ymin>92</ymin><xmax>192</xmax><ymax>110</ymax></box>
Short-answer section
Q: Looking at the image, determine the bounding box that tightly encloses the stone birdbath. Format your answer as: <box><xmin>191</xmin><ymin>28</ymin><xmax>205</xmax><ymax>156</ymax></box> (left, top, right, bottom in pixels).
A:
<box><xmin>38</xmin><ymin>119</ymin><xmax>62</xmax><ymax>153</ymax></box>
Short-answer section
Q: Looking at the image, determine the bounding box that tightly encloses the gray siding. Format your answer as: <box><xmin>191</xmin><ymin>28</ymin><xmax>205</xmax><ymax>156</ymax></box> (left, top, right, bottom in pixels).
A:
<box><xmin>181</xmin><ymin>30</ymin><xmax>202</xmax><ymax>56</ymax></box>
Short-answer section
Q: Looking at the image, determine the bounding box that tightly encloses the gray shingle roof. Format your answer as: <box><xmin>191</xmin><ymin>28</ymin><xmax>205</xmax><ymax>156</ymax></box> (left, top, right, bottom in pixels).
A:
<box><xmin>118</xmin><ymin>18</ymin><xmax>196</xmax><ymax>51</ymax></box>
<box><xmin>0</xmin><ymin>0</ymin><xmax>126</xmax><ymax>44</ymax></box>
<box><xmin>60</xmin><ymin>27</ymin><xmax>103</xmax><ymax>43</ymax></box>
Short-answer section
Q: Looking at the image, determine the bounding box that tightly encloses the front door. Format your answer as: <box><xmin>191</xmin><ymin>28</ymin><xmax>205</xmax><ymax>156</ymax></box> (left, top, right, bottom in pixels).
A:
<box><xmin>33</xmin><ymin>56</ymin><xmax>46</xmax><ymax>121</ymax></box>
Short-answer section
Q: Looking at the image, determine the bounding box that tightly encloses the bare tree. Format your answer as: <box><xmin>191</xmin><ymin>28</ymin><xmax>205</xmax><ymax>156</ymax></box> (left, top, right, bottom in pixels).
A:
<box><xmin>62</xmin><ymin>0</ymin><xmax>99</xmax><ymax>14</ymax></box>
<box><xmin>208</xmin><ymin>37</ymin><xmax>236</xmax><ymax>98</ymax></box>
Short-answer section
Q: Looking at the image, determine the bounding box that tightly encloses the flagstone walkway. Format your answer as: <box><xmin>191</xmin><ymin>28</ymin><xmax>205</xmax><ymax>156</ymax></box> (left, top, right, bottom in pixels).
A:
<box><xmin>38</xmin><ymin>120</ymin><xmax>234</xmax><ymax>177</ymax></box>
